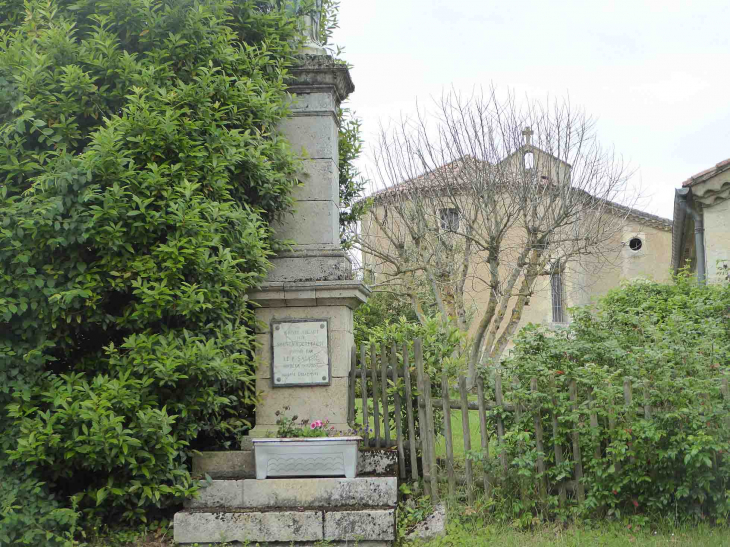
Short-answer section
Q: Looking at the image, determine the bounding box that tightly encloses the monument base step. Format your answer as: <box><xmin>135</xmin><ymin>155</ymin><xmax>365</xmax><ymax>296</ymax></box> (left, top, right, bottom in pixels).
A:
<box><xmin>185</xmin><ymin>477</ymin><xmax>397</xmax><ymax>509</ymax></box>
<box><xmin>173</xmin><ymin>509</ymin><xmax>396</xmax><ymax>545</ymax></box>
<box><xmin>176</xmin><ymin>542</ymin><xmax>390</xmax><ymax>547</ymax></box>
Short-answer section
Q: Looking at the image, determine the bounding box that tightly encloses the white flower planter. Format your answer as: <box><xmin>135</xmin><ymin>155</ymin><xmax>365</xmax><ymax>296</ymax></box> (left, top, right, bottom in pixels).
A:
<box><xmin>253</xmin><ymin>437</ymin><xmax>361</xmax><ymax>479</ymax></box>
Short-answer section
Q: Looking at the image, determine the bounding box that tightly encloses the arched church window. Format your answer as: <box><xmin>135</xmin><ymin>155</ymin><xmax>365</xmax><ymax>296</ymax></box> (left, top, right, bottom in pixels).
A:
<box><xmin>550</xmin><ymin>261</ymin><xmax>565</xmax><ymax>323</ymax></box>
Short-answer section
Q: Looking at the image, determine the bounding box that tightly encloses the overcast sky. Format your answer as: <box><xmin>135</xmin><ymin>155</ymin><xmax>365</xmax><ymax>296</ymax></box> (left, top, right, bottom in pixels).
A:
<box><xmin>331</xmin><ymin>0</ymin><xmax>730</xmax><ymax>219</ymax></box>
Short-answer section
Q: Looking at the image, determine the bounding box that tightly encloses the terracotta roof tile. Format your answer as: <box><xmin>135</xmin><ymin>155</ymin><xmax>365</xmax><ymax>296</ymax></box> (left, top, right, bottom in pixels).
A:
<box><xmin>682</xmin><ymin>157</ymin><xmax>730</xmax><ymax>187</ymax></box>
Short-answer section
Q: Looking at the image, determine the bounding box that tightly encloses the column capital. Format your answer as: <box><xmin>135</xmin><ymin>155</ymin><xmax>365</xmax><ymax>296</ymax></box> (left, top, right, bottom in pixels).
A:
<box><xmin>289</xmin><ymin>54</ymin><xmax>355</xmax><ymax>103</ymax></box>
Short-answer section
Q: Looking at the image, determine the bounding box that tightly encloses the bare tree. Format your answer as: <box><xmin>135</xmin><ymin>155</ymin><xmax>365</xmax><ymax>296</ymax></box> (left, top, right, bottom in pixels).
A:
<box><xmin>353</xmin><ymin>88</ymin><xmax>637</xmax><ymax>388</ymax></box>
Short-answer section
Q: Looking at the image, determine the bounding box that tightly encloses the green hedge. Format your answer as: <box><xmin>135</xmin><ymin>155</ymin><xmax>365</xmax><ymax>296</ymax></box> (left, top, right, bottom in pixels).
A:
<box><xmin>486</xmin><ymin>275</ymin><xmax>730</xmax><ymax>524</ymax></box>
<box><xmin>0</xmin><ymin>0</ymin><xmax>301</xmax><ymax>532</ymax></box>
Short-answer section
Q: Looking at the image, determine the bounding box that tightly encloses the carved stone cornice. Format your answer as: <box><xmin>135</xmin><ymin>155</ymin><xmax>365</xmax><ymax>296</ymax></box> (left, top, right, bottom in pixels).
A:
<box><xmin>288</xmin><ymin>54</ymin><xmax>354</xmax><ymax>103</ymax></box>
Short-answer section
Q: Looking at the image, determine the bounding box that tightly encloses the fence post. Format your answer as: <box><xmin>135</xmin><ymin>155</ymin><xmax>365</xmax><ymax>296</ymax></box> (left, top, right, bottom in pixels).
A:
<box><xmin>360</xmin><ymin>345</ymin><xmax>369</xmax><ymax>441</ymax></box>
<box><xmin>569</xmin><ymin>379</ymin><xmax>585</xmax><ymax>503</ymax></box>
<box><xmin>589</xmin><ymin>389</ymin><xmax>601</xmax><ymax>461</ymax></box>
<box><xmin>414</xmin><ymin>338</ymin><xmax>432</xmax><ymax>498</ymax></box>
<box><xmin>476</xmin><ymin>377</ymin><xmax>492</xmax><ymax>499</ymax></box>
<box><xmin>549</xmin><ymin>377</ymin><xmax>567</xmax><ymax>507</ymax></box>
<box><xmin>459</xmin><ymin>376</ymin><xmax>474</xmax><ymax>503</ymax></box>
<box><xmin>381</xmin><ymin>344</ymin><xmax>391</xmax><ymax>448</ymax></box>
<box><xmin>423</xmin><ymin>372</ymin><xmax>439</xmax><ymax>502</ymax></box>
<box><xmin>348</xmin><ymin>346</ymin><xmax>357</xmax><ymax>426</ymax></box>
<box><xmin>370</xmin><ymin>344</ymin><xmax>381</xmax><ymax>448</ymax></box>
<box><xmin>624</xmin><ymin>378</ymin><xmax>635</xmax><ymax>465</ymax></box>
<box><xmin>391</xmin><ymin>344</ymin><xmax>406</xmax><ymax>478</ymax></box>
<box><xmin>643</xmin><ymin>381</ymin><xmax>652</xmax><ymax>420</ymax></box>
<box><xmin>402</xmin><ymin>342</ymin><xmax>419</xmax><ymax>482</ymax></box>
<box><xmin>531</xmin><ymin>378</ymin><xmax>547</xmax><ymax>504</ymax></box>
<box><xmin>495</xmin><ymin>372</ymin><xmax>507</xmax><ymax>473</ymax></box>
<box><xmin>441</xmin><ymin>373</ymin><xmax>456</xmax><ymax>498</ymax></box>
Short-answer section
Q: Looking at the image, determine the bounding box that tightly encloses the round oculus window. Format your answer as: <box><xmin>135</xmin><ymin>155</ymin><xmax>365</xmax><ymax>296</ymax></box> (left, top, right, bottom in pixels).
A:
<box><xmin>629</xmin><ymin>237</ymin><xmax>643</xmax><ymax>251</ymax></box>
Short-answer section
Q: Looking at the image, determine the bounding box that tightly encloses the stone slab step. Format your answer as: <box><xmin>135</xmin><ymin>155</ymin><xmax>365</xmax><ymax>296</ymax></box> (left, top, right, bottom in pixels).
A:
<box><xmin>186</xmin><ymin>477</ymin><xmax>397</xmax><ymax>509</ymax></box>
<box><xmin>174</xmin><ymin>510</ymin><xmax>321</xmax><ymax>544</ymax></box>
<box><xmin>175</xmin><ymin>541</ymin><xmax>390</xmax><ymax>547</ymax></box>
<box><xmin>174</xmin><ymin>509</ymin><xmax>395</xmax><ymax>544</ymax></box>
<box><xmin>193</xmin><ymin>448</ymin><xmax>398</xmax><ymax>479</ymax></box>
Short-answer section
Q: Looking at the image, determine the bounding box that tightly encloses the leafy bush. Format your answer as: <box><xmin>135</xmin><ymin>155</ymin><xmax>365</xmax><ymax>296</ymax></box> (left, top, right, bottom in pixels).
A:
<box><xmin>0</xmin><ymin>462</ymin><xmax>82</xmax><ymax>547</ymax></box>
<box><xmin>354</xmin><ymin>290</ymin><xmax>421</xmax><ymax>345</ymax></box>
<box><xmin>0</xmin><ymin>0</ymin><xmax>304</xmax><ymax>527</ymax></box>
<box><xmin>481</xmin><ymin>274</ymin><xmax>730</xmax><ymax>523</ymax></box>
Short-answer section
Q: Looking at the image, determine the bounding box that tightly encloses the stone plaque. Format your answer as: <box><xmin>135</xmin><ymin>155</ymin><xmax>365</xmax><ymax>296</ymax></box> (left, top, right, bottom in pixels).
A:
<box><xmin>271</xmin><ymin>320</ymin><xmax>330</xmax><ymax>387</ymax></box>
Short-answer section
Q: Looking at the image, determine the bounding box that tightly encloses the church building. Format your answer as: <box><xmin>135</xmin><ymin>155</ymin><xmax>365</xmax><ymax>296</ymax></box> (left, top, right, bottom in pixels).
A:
<box><xmin>360</xmin><ymin>131</ymin><xmax>673</xmax><ymax>346</ymax></box>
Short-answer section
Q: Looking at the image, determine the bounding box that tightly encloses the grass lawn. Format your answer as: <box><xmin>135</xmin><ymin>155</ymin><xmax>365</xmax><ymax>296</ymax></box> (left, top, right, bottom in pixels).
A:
<box><xmin>434</xmin><ymin>407</ymin><xmax>483</xmax><ymax>460</ymax></box>
<box><xmin>408</xmin><ymin>522</ymin><xmax>730</xmax><ymax>546</ymax></box>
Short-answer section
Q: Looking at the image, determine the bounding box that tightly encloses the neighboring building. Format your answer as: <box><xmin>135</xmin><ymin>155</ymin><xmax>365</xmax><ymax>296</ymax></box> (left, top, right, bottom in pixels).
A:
<box><xmin>360</xmin><ymin>143</ymin><xmax>674</xmax><ymax>343</ymax></box>
<box><xmin>672</xmin><ymin>158</ymin><xmax>730</xmax><ymax>283</ymax></box>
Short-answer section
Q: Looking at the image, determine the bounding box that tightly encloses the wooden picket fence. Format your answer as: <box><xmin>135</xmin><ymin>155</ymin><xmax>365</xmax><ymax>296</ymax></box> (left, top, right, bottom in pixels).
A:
<box><xmin>346</xmin><ymin>338</ymin><xmax>730</xmax><ymax>504</ymax></box>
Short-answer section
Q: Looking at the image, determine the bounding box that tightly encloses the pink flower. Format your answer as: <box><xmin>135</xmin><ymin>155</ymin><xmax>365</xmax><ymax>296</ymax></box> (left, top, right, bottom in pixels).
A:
<box><xmin>310</xmin><ymin>422</ymin><xmax>317</xmax><ymax>430</ymax></box>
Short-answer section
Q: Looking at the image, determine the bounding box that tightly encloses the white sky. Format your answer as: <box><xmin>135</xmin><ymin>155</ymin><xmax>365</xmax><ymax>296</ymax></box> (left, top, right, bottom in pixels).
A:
<box><xmin>331</xmin><ymin>0</ymin><xmax>730</xmax><ymax>219</ymax></box>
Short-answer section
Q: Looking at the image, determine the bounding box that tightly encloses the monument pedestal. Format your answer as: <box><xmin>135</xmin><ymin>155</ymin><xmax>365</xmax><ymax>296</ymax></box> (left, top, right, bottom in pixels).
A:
<box><xmin>249</xmin><ymin>280</ymin><xmax>369</xmax><ymax>437</ymax></box>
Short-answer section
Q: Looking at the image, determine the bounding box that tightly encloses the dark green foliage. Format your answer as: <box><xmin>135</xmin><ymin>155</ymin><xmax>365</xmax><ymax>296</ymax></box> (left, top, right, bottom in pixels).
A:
<box><xmin>0</xmin><ymin>0</ymin><xmax>303</xmax><ymax>532</ymax></box>
<box><xmin>338</xmin><ymin>107</ymin><xmax>366</xmax><ymax>247</ymax></box>
<box><xmin>0</xmin><ymin>461</ymin><xmax>81</xmax><ymax>547</ymax></box>
<box><xmin>354</xmin><ymin>290</ymin><xmax>420</xmax><ymax>346</ymax></box>
<box><xmin>483</xmin><ymin>274</ymin><xmax>730</xmax><ymax>523</ymax></box>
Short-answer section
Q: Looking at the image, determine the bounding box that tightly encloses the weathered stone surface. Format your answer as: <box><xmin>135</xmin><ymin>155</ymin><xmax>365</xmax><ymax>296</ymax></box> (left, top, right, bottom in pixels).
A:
<box><xmin>252</xmin><ymin>281</ymin><xmax>369</xmax><ymax>311</ymax></box>
<box><xmin>173</xmin><ymin>511</ymin><xmax>322</xmax><ymax>544</ymax></box>
<box><xmin>272</xmin><ymin>200</ymin><xmax>339</xmax><ymax>246</ymax></box>
<box><xmin>359</xmin><ymin>449</ymin><xmax>399</xmax><ymax>476</ymax></box>
<box><xmin>269</xmin><ymin>251</ymin><xmax>347</xmax><ymax>284</ymax></box>
<box><xmin>254</xmin><ymin>376</ymin><xmax>349</xmax><ymax>426</ymax></box>
<box><xmin>254</xmin><ymin>305</ymin><xmax>353</xmax><ymax>334</ymax></box>
<box><xmin>189</xmin><ymin>542</ymin><xmax>390</xmax><ymax>547</ymax></box>
<box><xmin>278</xmin><ymin>115</ymin><xmax>338</xmax><ymax>160</ymax></box>
<box><xmin>324</xmin><ymin>510</ymin><xmax>396</xmax><ymax>541</ymax></box>
<box><xmin>289</xmin><ymin>54</ymin><xmax>355</xmax><ymax>102</ymax></box>
<box><xmin>293</xmin><ymin>158</ymin><xmax>339</xmax><ymax>203</ymax></box>
<box><xmin>406</xmin><ymin>503</ymin><xmax>447</xmax><ymax>540</ymax></box>
<box><xmin>192</xmin><ymin>452</ymin><xmax>255</xmax><ymax>479</ymax></box>
<box><xmin>289</xmin><ymin>90</ymin><xmax>337</xmax><ymax>114</ymax></box>
<box><xmin>242</xmin><ymin>477</ymin><xmax>397</xmax><ymax>508</ymax></box>
<box><xmin>185</xmin><ymin>481</ymin><xmax>243</xmax><ymax>509</ymax></box>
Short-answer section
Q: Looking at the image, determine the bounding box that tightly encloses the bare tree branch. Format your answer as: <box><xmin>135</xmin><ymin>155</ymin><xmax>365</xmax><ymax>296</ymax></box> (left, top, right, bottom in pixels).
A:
<box><xmin>352</xmin><ymin>87</ymin><xmax>638</xmax><ymax>389</ymax></box>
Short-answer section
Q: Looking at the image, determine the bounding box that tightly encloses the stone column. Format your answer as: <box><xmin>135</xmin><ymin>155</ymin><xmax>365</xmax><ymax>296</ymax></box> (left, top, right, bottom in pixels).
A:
<box><xmin>248</xmin><ymin>54</ymin><xmax>369</xmax><ymax>437</ymax></box>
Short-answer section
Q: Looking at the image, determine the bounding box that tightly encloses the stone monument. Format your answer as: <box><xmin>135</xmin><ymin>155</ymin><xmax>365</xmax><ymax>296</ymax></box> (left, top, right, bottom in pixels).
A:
<box><xmin>174</xmin><ymin>6</ymin><xmax>397</xmax><ymax>545</ymax></box>
<box><xmin>248</xmin><ymin>3</ymin><xmax>369</xmax><ymax>437</ymax></box>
